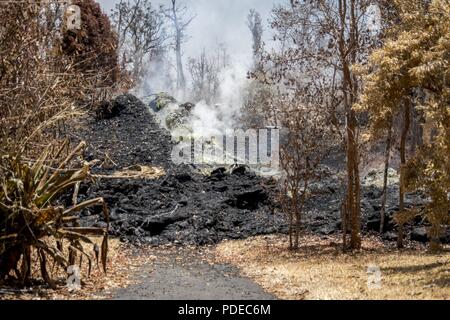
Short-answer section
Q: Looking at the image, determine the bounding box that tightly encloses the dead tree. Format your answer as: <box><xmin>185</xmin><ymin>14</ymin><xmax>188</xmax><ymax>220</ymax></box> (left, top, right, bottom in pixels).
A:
<box><xmin>397</xmin><ymin>101</ymin><xmax>411</xmax><ymax>248</ymax></box>
<box><xmin>247</xmin><ymin>9</ymin><xmax>263</xmax><ymax>60</ymax></box>
<box><xmin>278</xmin><ymin>99</ymin><xmax>331</xmax><ymax>250</ymax></box>
<box><xmin>337</xmin><ymin>0</ymin><xmax>364</xmax><ymax>250</ymax></box>
<box><xmin>380</xmin><ymin>119</ymin><xmax>393</xmax><ymax>234</ymax></box>
<box><xmin>188</xmin><ymin>49</ymin><xmax>221</xmax><ymax>104</ymax></box>
<box><xmin>164</xmin><ymin>0</ymin><xmax>195</xmax><ymax>94</ymax></box>
<box><xmin>112</xmin><ymin>0</ymin><xmax>167</xmax><ymax>81</ymax></box>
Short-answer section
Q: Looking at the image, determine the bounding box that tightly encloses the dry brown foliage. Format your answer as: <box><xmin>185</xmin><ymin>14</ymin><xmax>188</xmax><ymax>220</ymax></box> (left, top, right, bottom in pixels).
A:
<box><xmin>62</xmin><ymin>0</ymin><xmax>120</xmax><ymax>88</ymax></box>
<box><xmin>278</xmin><ymin>98</ymin><xmax>332</xmax><ymax>250</ymax></box>
<box><xmin>0</xmin><ymin>2</ymin><xmax>118</xmax><ymax>157</ymax></box>
<box><xmin>216</xmin><ymin>235</ymin><xmax>450</xmax><ymax>300</ymax></box>
<box><xmin>0</xmin><ymin>2</ymin><xmax>120</xmax><ymax>290</ymax></box>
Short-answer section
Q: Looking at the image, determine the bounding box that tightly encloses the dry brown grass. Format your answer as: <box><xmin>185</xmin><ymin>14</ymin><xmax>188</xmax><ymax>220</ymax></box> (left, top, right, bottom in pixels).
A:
<box><xmin>94</xmin><ymin>165</ymin><xmax>165</xmax><ymax>180</ymax></box>
<box><xmin>215</xmin><ymin>234</ymin><xmax>450</xmax><ymax>300</ymax></box>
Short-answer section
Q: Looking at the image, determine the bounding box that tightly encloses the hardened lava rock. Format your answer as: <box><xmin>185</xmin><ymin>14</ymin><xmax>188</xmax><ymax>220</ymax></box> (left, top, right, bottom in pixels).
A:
<box><xmin>72</xmin><ymin>94</ymin><xmax>174</xmax><ymax>171</ymax></box>
<box><xmin>70</xmin><ymin>94</ymin><xmax>287</xmax><ymax>245</ymax></box>
<box><xmin>70</xmin><ymin>94</ymin><xmax>447</xmax><ymax>245</ymax></box>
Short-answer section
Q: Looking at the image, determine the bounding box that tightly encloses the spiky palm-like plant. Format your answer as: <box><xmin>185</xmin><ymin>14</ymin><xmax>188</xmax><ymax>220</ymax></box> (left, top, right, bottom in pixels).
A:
<box><xmin>0</xmin><ymin>141</ymin><xmax>109</xmax><ymax>288</ymax></box>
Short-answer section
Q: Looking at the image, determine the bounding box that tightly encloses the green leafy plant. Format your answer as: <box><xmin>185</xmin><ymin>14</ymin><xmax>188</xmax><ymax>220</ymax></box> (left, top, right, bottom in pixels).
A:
<box><xmin>0</xmin><ymin>141</ymin><xmax>109</xmax><ymax>288</ymax></box>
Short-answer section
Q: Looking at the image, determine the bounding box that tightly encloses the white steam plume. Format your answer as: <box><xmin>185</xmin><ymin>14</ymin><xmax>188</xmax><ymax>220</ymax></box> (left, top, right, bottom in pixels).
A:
<box><xmin>190</xmin><ymin>61</ymin><xmax>250</xmax><ymax>137</ymax></box>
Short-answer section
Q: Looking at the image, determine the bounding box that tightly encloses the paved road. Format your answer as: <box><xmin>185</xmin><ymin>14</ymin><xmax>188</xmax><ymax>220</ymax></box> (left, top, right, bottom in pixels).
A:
<box><xmin>112</xmin><ymin>248</ymin><xmax>275</xmax><ymax>300</ymax></box>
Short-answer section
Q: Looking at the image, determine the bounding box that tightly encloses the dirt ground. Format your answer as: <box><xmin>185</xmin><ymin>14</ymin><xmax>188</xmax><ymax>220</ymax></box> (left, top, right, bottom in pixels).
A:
<box><xmin>0</xmin><ymin>241</ymin><xmax>274</xmax><ymax>300</ymax></box>
<box><xmin>215</xmin><ymin>234</ymin><xmax>450</xmax><ymax>300</ymax></box>
<box><xmin>2</xmin><ymin>235</ymin><xmax>448</xmax><ymax>300</ymax></box>
<box><xmin>0</xmin><ymin>239</ymin><xmax>147</xmax><ymax>300</ymax></box>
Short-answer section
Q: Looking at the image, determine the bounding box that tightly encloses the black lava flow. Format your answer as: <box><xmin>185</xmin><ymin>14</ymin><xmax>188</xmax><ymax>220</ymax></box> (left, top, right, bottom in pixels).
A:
<box><xmin>71</xmin><ymin>94</ymin><xmax>286</xmax><ymax>245</ymax></box>
<box><xmin>70</xmin><ymin>94</ymin><xmax>449</xmax><ymax>245</ymax></box>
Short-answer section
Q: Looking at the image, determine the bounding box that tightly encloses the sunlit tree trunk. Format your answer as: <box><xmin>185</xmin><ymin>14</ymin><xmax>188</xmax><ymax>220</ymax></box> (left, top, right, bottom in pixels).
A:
<box><xmin>380</xmin><ymin>120</ymin><xmax>393</xmax><ymax>234</ymax></box>
<box><xmin>398</xmin><ymin>102</ymin><xmax>411</xmax><ymax>248</ymax></box>
<box><xmin>169</xmin><ymin>0</ymin><xmax>187</xmax><ymax>94</ymax></box>
<box><xmin>339</xmin><ymin>0</ymin><xmax>361</xmax><ymax>250</ymax></box>
<box><xmin>175</xmin><ymin>29</ymin><xmax>186</xmax><ymax>92</ymax></box>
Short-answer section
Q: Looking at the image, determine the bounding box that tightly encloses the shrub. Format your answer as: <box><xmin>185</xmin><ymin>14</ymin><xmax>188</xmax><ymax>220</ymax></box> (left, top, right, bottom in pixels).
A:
<box><xmin>61</xmin><ymin>0</ymin><xmax>120</xmax><ymax>87</ymax></box>
<box><xmin>0</xmin><ymin>142</ymin><xmax>109</xmax><ymax>287</ymax></box>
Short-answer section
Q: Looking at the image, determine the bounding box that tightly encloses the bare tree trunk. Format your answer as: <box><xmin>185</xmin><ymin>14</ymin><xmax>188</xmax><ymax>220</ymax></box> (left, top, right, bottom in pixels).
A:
<box><xmin>292</xmin><ymin>192</ymin><xmax>299</xmax><ymax>249</ymax></box>
<box><xmin>350</xmin><ymin>0</ymin><xmax>361</xmax><ymax>250</ymax></box>
<box><xmin>380</xmin><ymin>120</ymin><xmax>393</xmax><ymax>234</ymax></box>
<box><xmin>294</xmin><ymin>212</ymin><xmax>300</xmax><ymax>249</ymax></box>
<box><xmin>294</xmin><ymin>202</ymin><xmax>304</xmax><ymax>250</ymax></box>
<box><xmin>289</xmin><ymin>219</ymin><xmax>293</xmax><ymax>249</ymax></box>
<box><xmin>338</xmin><ymin>0</ymin><xmax>361</xmax><ymax>250</ymax></box>
<box><xmin>398</xmin><ymin>103</ymin><xmax>411</xmax><ymax>249</ymax></box>
<box><xmin>175</xmin><ymin>30</ymin><xmax>186</xmax><ymax>92</ymax></box>
<box><xmin>347</xmin><ymin>113</ymin><xmax>361</xmax><ymax>250</ymax></box>
<box><xmin>410</xmin><ymin>107</ymin><xmax>423</xmax><ymax>154</ymax></box>
<box><xmin>289</xmin><ymin>195</ymin><xmax>294</xmax><ymax>250</ymax></box>
<box><xmin>341</xmin><ymin>196</ymin><xmax>348</xmax><ymax>251</ymax></box>
<box><xmin>170</xmin><ymin>0</ymin><xmax>186</xmax><ymax>94</ymax></box>
<box><xmin>294</xmin><ymin>176</ymin><xmax>309</xmax><ymax>249</ymax></box>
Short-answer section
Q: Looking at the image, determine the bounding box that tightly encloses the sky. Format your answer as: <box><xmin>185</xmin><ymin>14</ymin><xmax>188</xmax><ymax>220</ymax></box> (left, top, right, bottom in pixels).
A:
<box><xmin>97</xmin><ymin>0</ymin><xmax>278</xmax><ymax>64</ymax></box>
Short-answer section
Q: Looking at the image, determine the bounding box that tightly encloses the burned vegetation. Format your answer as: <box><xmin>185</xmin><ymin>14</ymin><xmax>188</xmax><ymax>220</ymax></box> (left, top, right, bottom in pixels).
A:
<box><xmin>0</xmin><ymin>0</ymin><xmax>449</xmax><ymax>299</ymax></box>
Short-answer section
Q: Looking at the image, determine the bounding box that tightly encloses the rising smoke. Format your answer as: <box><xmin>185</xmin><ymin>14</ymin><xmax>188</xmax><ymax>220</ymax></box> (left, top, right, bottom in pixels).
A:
<box><xmin>104</xmin><ymin>0</ymin><xmax>275</xmax><ymax>136</ymax></box>
<box><xmin>132</xmin><ymin>56</ymin><xmax>251</xmax><ymax>139</ymax></box>
<box><xmin>190</xmin><ymin>61</ymin><xmax>250</xmax><ymax>137</ymax></box>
